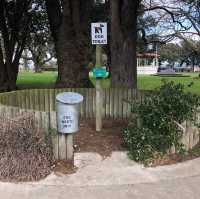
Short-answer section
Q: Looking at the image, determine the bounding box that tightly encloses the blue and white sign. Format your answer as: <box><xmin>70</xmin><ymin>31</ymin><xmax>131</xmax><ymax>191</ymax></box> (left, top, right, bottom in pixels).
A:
<box><xmin>91</xmin><ymin>22</ymin><xmax>107</xmax><ymax>45</ymax></box>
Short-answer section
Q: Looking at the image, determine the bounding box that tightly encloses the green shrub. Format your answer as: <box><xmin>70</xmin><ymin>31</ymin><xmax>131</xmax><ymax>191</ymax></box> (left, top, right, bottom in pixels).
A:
<box><xmin>123</xmin><ymin>81</ymin><xmax>200</xmax><ymax>162</ymax></box>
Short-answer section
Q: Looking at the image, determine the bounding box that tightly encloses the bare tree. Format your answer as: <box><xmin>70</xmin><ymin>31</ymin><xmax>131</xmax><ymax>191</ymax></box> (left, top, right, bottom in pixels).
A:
<box><xmin>143</xmin><ymin>0</ymin><xmax>200</xmax><ymax>47</ymax></box>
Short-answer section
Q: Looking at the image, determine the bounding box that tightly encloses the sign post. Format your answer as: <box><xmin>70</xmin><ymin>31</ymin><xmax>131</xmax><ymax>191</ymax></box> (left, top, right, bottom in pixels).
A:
<box><xmin>91</xmin><ymin>22</ymin><xmax>108</xmax><ymax>132</ymax></box>
<box><xmin>95</xmin><ymin>45</ymin><xmax>102</xmax><ymax>132</ymax></box>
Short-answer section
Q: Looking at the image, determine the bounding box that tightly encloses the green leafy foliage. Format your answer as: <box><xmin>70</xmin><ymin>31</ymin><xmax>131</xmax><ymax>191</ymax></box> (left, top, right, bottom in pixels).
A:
<box><xmin>123</xmin><ymin>81</ymin><xmax>200</xmax><ymax>162</ymax></box>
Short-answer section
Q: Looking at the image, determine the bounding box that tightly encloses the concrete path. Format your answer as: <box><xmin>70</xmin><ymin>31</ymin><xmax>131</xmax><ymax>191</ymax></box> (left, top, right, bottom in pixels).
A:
<box><xmin>1</xmin><ymin>152</ymin><xmax>200</xmax><ymax>199</ymax></box>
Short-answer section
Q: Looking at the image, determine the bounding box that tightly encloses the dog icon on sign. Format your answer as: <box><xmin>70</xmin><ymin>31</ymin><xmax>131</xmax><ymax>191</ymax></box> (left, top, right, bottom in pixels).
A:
<box><xmin>95</xmin><ymin>24</ymin><xmax>104</xmax><ymax>34</ymax></box>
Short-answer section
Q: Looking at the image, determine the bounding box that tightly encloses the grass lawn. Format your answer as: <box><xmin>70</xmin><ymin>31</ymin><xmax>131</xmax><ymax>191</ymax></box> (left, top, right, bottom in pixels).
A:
<box><xmin>17</xmin><ymin>71</ymin><xmax>57</xmax><ymax>89</ymax></box>
<box><xmin>138</xmin><ymin>73</ymin><xmax>200</xmax><ymax>94</ymax></box>
<box><xmin>17</xmin><ymin>71</ymin><xmax>200</xmax><ymax>94</ymax></box>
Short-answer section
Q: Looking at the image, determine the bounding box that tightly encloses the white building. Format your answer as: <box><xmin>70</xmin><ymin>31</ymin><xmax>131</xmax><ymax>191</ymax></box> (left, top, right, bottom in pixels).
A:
<box><xmin>137</xmin><ymin>53</ymin><xmax>159</xmax><ymax>75</ymax></box>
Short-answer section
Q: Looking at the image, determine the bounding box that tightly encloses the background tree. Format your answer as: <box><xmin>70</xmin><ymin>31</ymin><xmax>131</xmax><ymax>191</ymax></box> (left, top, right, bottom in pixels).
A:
<box><xmin>159</xmin><ymin>40</ymin><xmax>200</xmax><ymax>70</ymax></box>
<box><xmin>23</xmin><ymin>3</ymin><xmax>56</xmax><ymax>73</ymax></box>
<box><xmin>0</xmin><ymin>0</ymin><xmax>36</xmax><ymax>91</ymax></box>
<box><xmin>132</xmin><ymin>0</ymin><xmax>200</xmax><ymax>77</ymax></box>
<box><xmin>180</xmin><ymin>40</ymin><xmax>200</xmax><ymax>70</ymax></box>
<box><xmin>25</xmin><ymin>35</ymin><xmax>55</xmax><ymax>72</ymax></box>
<box><xmin>144</xmin><ymin>0</ymin><xmax>200</xmax><ymax>57</ymax></box>
<box><xmin>137</xmin><ymin>15</ymin><xmax>159</xmax><ymax>53</ymax></box>
<box><xmin>159</xmin><ymin>43</ymin><xmax>182</xmax><ymax>66</ymax></box>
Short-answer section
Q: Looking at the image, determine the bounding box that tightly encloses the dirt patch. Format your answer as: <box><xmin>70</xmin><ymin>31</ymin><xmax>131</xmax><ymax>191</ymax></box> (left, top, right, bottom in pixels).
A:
<box><xmin>0</xmin><ymin>115</ymin><xmax>54</xmax><ymax>182</ymax></box>
<box><xmin>147</xmin><ymin>147</ymin><xmax>200</xmax><ymax>167</ymax></box>
<box><xmin>74</xmin><ymin>119</ymin><xmax>128</xmax><ymax>157</ymax></box>
<box><xmin>53</xmin><ymin>160</ymin><xmax>77</xmax><ymax>175</ymax></box>
<box><xmin>52</xmin><ymin>119</ymin><xmax>128</xmax><ymax>175</ymax></box>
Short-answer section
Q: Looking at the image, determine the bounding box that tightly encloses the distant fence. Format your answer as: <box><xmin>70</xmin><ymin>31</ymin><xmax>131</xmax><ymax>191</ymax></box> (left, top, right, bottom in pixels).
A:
<box><xmin>0</xmin><ymin>88</ymin><xmax>199</xmax><ymax>159</ymax></box>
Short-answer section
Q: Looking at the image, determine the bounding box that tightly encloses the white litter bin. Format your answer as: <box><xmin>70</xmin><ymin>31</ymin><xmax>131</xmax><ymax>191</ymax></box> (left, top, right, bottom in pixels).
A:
<box><xmin>56</xmin><ymin>92</ymin><xmax>83</xmax><ymax>134</ymax></box>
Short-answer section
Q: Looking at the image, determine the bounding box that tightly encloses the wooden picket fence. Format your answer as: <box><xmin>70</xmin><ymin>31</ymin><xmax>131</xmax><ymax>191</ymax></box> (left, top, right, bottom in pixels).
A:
<box><xmin>0</xmin><ymin>88</ymin><xmax>144</xmax><ymax>118</ymax></box>
<box><xmin>0</xmin><ymin>105</ymin><xmax>60</xmax><ymax>159</ymax></box>
<box><xmin>0</xmin><ymin>88</ymin><xmax>199</xmax><ymax>160</ymax></box>
<box><xmin>0</xmin><ymin>88</ymin><xmax>142</xmax><ymax>160</ymax></box>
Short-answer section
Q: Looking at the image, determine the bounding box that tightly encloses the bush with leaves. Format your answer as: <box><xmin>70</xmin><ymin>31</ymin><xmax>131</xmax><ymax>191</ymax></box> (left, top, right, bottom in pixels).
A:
<box><xmin>123</xmin><ymin>81</ymin><xmax>200</xmax><ymax>162</ymax></box>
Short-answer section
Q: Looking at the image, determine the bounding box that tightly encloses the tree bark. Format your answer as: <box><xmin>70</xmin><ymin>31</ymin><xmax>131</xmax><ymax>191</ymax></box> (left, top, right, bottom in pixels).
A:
<box><xmin>110</xmin><ymin>0</ymin><xmax>139</xmax><ymax>88</ymax></box>
<box><xmin>0</xmin><ymin>39</ymin><xmax>18</xmax><ymax>91</ymax></box>
<box><xmin>0</xmin><ymin>47</ymin><xmax>8</xmax><ymax>91</ymax></box>
<box><xmin>0</xmin><ymin>63</ymin><xmax>17</xmax><ymax>91</ymax></box>
<box><xmin>46</xmin><ymin>0</ymin><xmax>93</xmax><ymax>88</ymax></box>
<box><xmin>0</xmin><ymin>0</ymin><xmax>31</xmax><ymax>91</ymax></box>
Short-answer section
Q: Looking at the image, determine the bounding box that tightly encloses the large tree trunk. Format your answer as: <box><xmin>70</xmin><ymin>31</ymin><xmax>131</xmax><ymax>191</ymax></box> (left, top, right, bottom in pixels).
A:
<box><xmin>0</xmin><ymin>38</ymin><xmax>16</xmax><ymax>91</ymax></box>
<box><xmin>0</xmin><ymin>0</ymin><xmax>32</xmax><ymax>91</ymax></box>
<box><xmin>46</xmin><ymin>0</ymin><xmax>93</xmax><ymax>88</ymax></box>
<box><xmin>34</xmin><ymin>58</ymin><xmax>42</xmax><ymax>73</ymax></box>
<box><xmin>110</xmin><ymin>0</ymin><xmax>139</xmax><ymax>88</ymax></box>
<box><xmin>0</xmin><ymin>58</ymin><xmax>8</xmax><ymax>91</ymax></box>
<box><xmin>0</xmin><ymin>44</ymin><xmax>18</xmax><ymax>91</ymax></box>
<box><xmin>0</xmin><ymin>64</ymin><xmax>18</xmax><ymax>91</ymax></box>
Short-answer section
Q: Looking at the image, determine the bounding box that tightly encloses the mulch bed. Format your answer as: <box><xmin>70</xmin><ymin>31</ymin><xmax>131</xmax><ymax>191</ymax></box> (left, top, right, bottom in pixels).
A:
<box><xmin>49</xmin><ymin>119</ymin><xmax>128</xmax><ymax>175</ymax></box>
<box><xmin>147</xmin><ymin>147</ymin><xmax>200</xmax><ymax>167</ymax></box>
<box><xmin>53</xmin><ymin>160</ymin><xmax>77</xmax><ymax>175</ymax></box>
<box><xmin>74</xmin><ymin>119</ymin><xmax>128</xmax><ymax>157</ymax></box>
<box><xmin>0</xmin><ymin>115</ymin><xmax>54</xmax><ymax>182</ymax></box>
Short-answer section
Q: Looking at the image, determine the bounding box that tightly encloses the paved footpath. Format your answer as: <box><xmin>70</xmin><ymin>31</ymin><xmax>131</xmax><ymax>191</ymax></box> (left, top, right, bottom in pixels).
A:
<box><xmin>1</xmin><ymin>152</ymin><xmax>200</xmax><ymax>199</ymax></box>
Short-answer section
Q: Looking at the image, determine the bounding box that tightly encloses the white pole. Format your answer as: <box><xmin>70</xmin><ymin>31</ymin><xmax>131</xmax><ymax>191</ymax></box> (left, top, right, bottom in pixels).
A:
<box><xmin>155</xmin><ymin>43</ymin><xmax>158</xmax><ymax>67</ymax></box>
